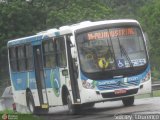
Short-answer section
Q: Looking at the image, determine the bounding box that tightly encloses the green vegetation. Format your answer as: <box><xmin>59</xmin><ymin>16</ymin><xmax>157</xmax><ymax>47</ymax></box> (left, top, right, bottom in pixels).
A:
<box><xmin>152</xmin><ymin>68</ymin><xmax>160</xmax><ymax>81</ymax></box>
<box><xmin>136</xmin><ymin>90</ymin><xmax>160</xmax><ymax>99</ymax></box>
<box><xmin>0</xmin><ymin>109</ymin><xmax>43</xmax><ymax>120</ymax></box>
<box><xmin>0</xmin><ymin>109</ymin><xmax>16</xmax><ymax>114</ymax></box>
<box><xmin>152</xmin><ymin>90</ymin><xmax>160</xmax><ymax>97</ymax></box>
<box><xmin>0</xmin><ymin>1</ymin><xmax>160</xmax><ymax>81</ymax></box>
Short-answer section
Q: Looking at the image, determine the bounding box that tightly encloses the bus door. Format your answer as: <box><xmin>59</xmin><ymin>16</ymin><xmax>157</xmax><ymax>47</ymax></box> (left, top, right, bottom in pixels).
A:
<box><xmin>53</xmin><ymin>37</ymin><xmax>69</xmax><ymax>105</ymax></box>
<box><xmin>33</xmin><ymin>45</ymin><xmax>48</xmax><ymax>108</ymax></box>
<box><xmin>66</xmin><ymin>36</ymin><xmax>80</xmax><ymax>104</ymax></box>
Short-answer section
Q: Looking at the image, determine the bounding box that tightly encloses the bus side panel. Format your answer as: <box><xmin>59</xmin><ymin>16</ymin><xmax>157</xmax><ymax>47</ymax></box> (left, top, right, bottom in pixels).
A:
<box><xmin>30</xmin><ymin>89</ymin><xmax>40</xmax><ymax>106</ymax></box>
<box><xmin>79</xmin><ymin>87</ymin><xmax>100</xmax><ymax>104</ymax></box>
<box><xmin>28</xmin><ymin>71</ymin><xmax>40</xmax><ymax>106</ymax></box>
<box><xmin>11</xmin><ymin>72</ymin><xmax>28</xmax><ymax>106</ymax></box>
<box><xmin>44</xmin><ymin>68</ymin><xmax>62</xmax><ymax>106</ymax></box>
<box><xmin>11</xmin><ymin>71</ymin><xmax>40</xmax><ymax>106</ymax></box>
<box><xmin>137</xmin><ymin>77</ymin><xmax>151</xmax><ymax>95</ymax></box>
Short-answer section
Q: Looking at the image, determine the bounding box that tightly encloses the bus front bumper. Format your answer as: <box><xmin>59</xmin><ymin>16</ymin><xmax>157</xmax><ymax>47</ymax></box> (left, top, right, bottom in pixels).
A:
<box><xmin>80</xmin><ymin>80</ymin><xmax>151</xmax><ymax>104</ymax></box>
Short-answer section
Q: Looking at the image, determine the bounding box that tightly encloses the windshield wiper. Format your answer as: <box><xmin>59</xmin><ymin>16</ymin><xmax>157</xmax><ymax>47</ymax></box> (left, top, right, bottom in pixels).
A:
<box><xmin>120</xmin><ymin>44</ymin><xmax>134</xmax><ymax>68</ymax></box>
<box><xmin>117</xmin><ymin>37</ymin><xmax>134</xmax><ymax>69</ymax></box>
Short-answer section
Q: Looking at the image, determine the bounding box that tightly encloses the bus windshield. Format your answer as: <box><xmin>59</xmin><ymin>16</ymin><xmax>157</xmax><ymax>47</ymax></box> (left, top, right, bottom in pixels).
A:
<box><xmin>76</xmin><ymin>26</ymin><xmax>148</xmax><ymax>76</ymax></box>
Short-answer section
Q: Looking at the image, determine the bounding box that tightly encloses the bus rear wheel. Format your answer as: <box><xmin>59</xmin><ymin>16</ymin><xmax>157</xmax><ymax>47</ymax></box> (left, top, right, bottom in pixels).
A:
<box><xmin>122</xmin><ymin>96</ymin><xmax>134</xmax><ymax>106</ymax></box>
<box><xmin>27</xmin><ymin>92</ymin><xmax>37</xmax><ymax>114</ymax></box>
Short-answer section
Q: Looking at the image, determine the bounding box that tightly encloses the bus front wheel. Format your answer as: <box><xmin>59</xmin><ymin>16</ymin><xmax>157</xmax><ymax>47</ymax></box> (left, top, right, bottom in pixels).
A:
<box><xmin>67</xmin><ymin>94</ymin><xmax>81</xmax><ymax>114</ymax></box>
<box><xmin>122</xmin><ymin>96</ymin><xmax>134</xmax><ymax>106</ymax></box>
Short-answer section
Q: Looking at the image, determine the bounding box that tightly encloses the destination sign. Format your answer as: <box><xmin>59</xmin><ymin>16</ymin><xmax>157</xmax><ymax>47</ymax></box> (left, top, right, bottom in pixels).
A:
<box><xmin>87</xmin><ymin>28</ymin><xmax>135</xmax><ymax>40</ymax></box>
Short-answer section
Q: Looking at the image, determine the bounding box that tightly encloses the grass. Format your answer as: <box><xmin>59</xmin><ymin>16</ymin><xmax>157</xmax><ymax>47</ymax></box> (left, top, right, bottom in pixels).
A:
<box><xmin>0</xmin><ymin>110</ymin><xmax>44</xmax><ymax>120</ymax></box>
<box><xmin>151</xmin><ymin>68</ymin><xmax>160</xmax><ymax>81</ymax></box>
<box><xmin>135</xmin><ymin>90</ymin><xmax>160</xmax><ymax>99</ymax></box>
<box><xmin>152</xmin><ymin>90</ymin><xmax>160</xmax><ymax>97</ymax></box>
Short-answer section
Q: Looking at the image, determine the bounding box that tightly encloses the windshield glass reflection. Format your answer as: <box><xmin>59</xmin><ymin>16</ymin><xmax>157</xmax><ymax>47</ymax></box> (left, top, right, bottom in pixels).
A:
<box><xmin>76</xmin><ymin>27</ymin><xmax>147</xmax><ymax>73</ymax></box>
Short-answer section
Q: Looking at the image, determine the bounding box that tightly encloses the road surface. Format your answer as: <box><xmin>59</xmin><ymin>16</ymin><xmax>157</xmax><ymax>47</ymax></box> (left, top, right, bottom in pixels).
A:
<box><xmin>40</xmin><ymin>97</ymin><xmax>160</xmax><ymax>120</ymax></box>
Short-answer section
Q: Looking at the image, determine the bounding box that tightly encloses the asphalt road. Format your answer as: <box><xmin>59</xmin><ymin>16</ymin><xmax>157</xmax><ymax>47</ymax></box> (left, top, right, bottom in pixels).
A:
<box><xmin>40</xmin><ymin>97</ymin><xmax>160</xmax><ymax>120</ymax></box>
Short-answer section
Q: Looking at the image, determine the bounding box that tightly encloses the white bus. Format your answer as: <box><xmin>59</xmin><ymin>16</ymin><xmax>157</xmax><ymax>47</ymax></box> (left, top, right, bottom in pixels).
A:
<box><xmin>7</xmin><ymin>19</ymin><xmax>151</xmax><ymax>114</ymax></box>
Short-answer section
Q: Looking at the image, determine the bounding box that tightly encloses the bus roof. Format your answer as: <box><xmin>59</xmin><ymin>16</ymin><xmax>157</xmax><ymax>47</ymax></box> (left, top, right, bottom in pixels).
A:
<box><xmin>59</xmin><ymin>19</ymin><xmax>139</xmax><ymax>34</ymax></box>
<box><xmin>7</xmin><ymin>19</ymin><xmax>139</xmax><ymax>47</ymax></box>
<box><xmin>7</xmin><ymin>28</ymin><xmax>60</xmax><ymax>47</ymax></box>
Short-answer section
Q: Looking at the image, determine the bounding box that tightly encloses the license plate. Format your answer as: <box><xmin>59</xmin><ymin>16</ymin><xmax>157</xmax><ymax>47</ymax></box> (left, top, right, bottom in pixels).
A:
<box><xmin>41</xmin><ymin>104</ymin><xmax>48</xmax><ymax>109</ymax></box>
<box><xmin>114</xmin><ymin>89</ymin><xmax>127</xmax><ymax>95</ymax></box>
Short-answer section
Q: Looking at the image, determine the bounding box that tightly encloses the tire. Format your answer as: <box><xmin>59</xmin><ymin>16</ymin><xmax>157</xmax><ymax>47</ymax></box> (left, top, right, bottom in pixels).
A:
<box><xmin>67</xmin><ymin>94</ymin><xmax>81</xmax><ymax>114</ymax></box>
<box><xmin>26</xmin><ymin>92</ymin><xmax>38</xmax><ymax>114</ymax></box>
<box><xmin>122</xmin><ymin>96</ymin><xmax>134</xmax><ymax>106</ymax></box>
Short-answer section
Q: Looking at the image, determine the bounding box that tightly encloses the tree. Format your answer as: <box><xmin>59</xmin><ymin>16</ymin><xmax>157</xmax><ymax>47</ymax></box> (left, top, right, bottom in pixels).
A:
<box><xmin>139</xmin><ymin>0</ymin><xmax>160</xmax><ymax>69</ymax></box>
<box><xmin>0</xmin><ymin>0</ymin><xmax>111</xmax><ymax>79</ymax></box>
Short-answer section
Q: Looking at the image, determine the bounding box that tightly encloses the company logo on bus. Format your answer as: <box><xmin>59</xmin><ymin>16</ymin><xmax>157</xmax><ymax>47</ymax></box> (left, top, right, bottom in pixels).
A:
<box><xmin>50</xmin><ymin>69</ymin><xmax>60</xmax><ymax>97</ymax></box>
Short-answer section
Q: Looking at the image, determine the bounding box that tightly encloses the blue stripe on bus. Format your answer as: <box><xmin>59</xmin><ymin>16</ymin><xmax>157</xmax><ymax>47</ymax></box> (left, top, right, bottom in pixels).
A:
<box><xmin>11</xmin><ymin>71</ymin><xmax>37</xmax><ymax>90</ymax></box>
<box><xmin>11</xmin><ymin>68</ymin><xmax>61</xmax><ymax>91</ymax></box>
<box><xmin>44</xmin><ymin>69</ymin><xmax>52</xmax><ymax>88</ymax></box>
<box><xmin>11</xmin><ymin>72</ymin><xmax>27</xmax><ymax>90</ymax></box>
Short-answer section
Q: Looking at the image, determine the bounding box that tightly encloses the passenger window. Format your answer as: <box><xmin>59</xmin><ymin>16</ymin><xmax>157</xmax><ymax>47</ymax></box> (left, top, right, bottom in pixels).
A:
<box><xmin>56</xmin><ymin>37</ymin><xmax>67</xmax><ymax>67</ymax></box>
<box><xmin>9</xmin><ymin>47</ymin><xmax>18</xmax><ymax>72</ymax></box>
<box><xmin>43</xmin><ymin>39</ymin><xmax>56</xmax><ymax>68</ymax></box>
<box><xmin>17</xmin><ymin>46</ymin><xmax>26</xmax><ymax>71</ymax></box>
<box><xmin>9</xmin><ymin>45</ymin><xmax>33</xmax><ymax>72</ymax></box>
<box><xmin>26</xmin><ymin>45</ymin><xmax>33</xmax><ymax>70</ymax></box>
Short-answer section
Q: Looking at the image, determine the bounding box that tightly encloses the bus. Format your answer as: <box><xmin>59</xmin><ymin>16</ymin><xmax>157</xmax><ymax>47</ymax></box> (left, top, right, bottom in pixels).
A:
<box><xmin>7</xmin><ymin>19</ymin><xmax>151</xmax><ymax>114</ymax></box>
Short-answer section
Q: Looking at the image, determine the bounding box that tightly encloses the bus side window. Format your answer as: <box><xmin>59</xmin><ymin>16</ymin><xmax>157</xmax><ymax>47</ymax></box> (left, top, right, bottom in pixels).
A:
<box><xmin>56</xmin><ymin>37</ymin><xmax>67</xmax><ymax>67</ymax></box>
<box><xmin>17</xmin><ymin>46</ymin><xmax>26</xmax><ymax>71</ymax></box>
<box><xmin>43</xmin><ymin>39</ymin><xmax>56</xmax><ymax>68</ymax></box>
<box><xmin>9</xmin><ymin>47</ymin><xmax>18</xmax><ymax>72</ymax></box>
<box><xmin>25</xmin><ymin>45</ymin><xmax>33</xmax><ymax>70</ymax></box>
